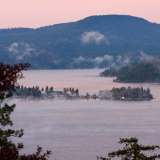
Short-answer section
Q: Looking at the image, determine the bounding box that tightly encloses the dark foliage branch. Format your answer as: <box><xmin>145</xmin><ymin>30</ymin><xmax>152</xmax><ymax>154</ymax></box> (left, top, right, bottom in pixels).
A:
<box><xmin>0</xmin><ymin>62</ymin><xmax>51</xmax><ymax>160</ymax></box>
<box><xmin>97</xmin><ymin>137</ymin><xmax>160</xmax><ymax>160</ymax></box>
<box><xmin>0</xmin><ymin>62</ymin><xmax>30</xmax><ymax>92</ymax></box>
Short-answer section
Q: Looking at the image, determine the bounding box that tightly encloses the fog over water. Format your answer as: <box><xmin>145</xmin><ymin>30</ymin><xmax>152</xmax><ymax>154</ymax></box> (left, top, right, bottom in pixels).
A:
<box><xmin>10</xmin><ymin>69</ymin><xmax>160</xmax><ymax>160</ymax></box>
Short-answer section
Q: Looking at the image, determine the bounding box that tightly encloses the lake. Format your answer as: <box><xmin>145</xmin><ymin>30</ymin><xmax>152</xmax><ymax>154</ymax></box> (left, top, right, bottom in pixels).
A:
<box><xmin>10</xmin><ymin>69</ymin><xmax>160</xmax><ymax>160</ymax></box>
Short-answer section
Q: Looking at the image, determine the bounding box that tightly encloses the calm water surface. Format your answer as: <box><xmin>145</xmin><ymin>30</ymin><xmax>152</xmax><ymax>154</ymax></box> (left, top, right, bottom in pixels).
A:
<box><xmin>10</xmin><ymin>69</ymin><xmax>160</xmax><ymax>160</ymax></box>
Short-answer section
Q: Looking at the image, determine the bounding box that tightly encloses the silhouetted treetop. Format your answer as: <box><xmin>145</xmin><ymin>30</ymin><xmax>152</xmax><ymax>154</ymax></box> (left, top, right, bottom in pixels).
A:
<box><xmin>0</xmin><ymin>62</ymin><xmax>30</xmax><ymax>91</ymax></box>
<box><xmin>98</xmin><ymin>137</ymin><xmax>160</xmax><ymax>160</ymax></box>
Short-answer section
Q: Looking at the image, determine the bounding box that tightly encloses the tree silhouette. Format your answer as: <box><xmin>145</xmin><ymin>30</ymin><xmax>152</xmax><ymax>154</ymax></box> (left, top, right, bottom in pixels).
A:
<box><xmin>0</xmin><ymin>62</ymin><xmax>51</xmax><ymax>159</ymax></box>
<box><xmin>97</xmin><ymin>137</ymin><xmax>160</xmax><ymax>160</ymax></box>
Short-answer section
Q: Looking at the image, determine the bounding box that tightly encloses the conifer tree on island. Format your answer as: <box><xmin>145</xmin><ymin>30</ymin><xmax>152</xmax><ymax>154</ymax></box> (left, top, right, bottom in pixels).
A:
<box><xmin>0</xmin><ymin>62</ymin><xmax>51</xmax><ymax>159</ymax></box>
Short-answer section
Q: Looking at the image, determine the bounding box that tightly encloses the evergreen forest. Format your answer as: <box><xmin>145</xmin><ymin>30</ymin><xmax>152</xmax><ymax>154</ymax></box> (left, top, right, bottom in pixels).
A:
<box><xmin>100</xmin><ymin>62</ymin><xmax>160</xmax><ymax>83</ymax></box>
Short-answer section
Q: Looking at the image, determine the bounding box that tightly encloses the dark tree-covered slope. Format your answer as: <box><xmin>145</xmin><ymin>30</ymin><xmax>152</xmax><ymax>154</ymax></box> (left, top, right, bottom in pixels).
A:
<box><xmin>0</xmin><ymin>15</ymin><xmax>160</xmax><ymax>69</ymax></box>
<box><xmin>100</xmin><ymin>62</ymin><xmax>160</xmax><ymax>83</ymax></box>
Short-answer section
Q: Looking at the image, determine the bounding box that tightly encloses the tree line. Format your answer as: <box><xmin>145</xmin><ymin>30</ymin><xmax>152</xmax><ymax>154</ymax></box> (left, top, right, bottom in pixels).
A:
<box><xmin>100</xmin><ymin>62</ymin><xmax>160</xmax><ymax>83</ymax></box>
<box><xmin>13</xmin><ymin>85</ymin><xmax>81</xmax><ymax>98</ymax></box>
<box><xmin>99</xmin><ymin>86</ymin><xmax>153</xmax><ymax>100</ymax></box>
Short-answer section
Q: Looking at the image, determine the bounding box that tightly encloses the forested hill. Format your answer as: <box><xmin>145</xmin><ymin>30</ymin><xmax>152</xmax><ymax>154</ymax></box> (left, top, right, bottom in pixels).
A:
<box><xmin>1</xmin><ymin>15</ymin><xmax>160</xmax><ymax>69</ymax></box>
<box><xmin>100</xmin><ymin>62</ymin><xmax>160</xmax><ymax>83</ymax></box>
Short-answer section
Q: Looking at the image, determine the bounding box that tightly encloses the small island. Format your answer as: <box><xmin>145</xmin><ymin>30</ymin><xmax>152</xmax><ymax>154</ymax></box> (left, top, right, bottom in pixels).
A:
<box><xmin>100</xmin><ymin>62</ymin><xmax>160</xmax><ymax>83</ymax></box>
<box><xmin>12</xmin><ymin>85</ymin><xmax>153</xmax><ymax>101</ymax></box>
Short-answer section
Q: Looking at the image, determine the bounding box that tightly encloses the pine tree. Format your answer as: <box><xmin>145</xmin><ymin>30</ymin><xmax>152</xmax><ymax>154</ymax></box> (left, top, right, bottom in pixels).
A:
<box><xmin>97</xmin><ymin>137</ymin><xmax>160</xmax><ymax>160</ymax></box>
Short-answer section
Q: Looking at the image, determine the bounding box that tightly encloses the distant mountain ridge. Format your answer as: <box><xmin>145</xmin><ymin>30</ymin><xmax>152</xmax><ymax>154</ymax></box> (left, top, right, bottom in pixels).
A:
<box><xmin>0</xmin><ymin>15</ymin><xmax>160</xmax><ymax>69</ymax></box>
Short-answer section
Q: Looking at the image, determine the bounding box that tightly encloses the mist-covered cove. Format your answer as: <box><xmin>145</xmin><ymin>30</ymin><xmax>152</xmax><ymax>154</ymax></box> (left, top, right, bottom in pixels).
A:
<box><xmin>10</xmin><ymin>69</ymin><xmax>160</xmax><ymax>160</ymax></box>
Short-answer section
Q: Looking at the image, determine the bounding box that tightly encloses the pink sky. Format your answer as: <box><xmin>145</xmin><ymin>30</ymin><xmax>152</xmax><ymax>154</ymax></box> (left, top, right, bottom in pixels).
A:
<box><xmin>0</xmin><ymin>0</ymin><xmax>160</xmax><ymax>29</ymax></box>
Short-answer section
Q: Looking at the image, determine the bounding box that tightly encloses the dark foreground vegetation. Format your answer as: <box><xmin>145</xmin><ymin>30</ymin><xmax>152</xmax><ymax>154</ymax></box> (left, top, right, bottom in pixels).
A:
<box><xmin>97</xmin><ymin>137</ymin><xmax>160</xmax><ymax>160</ymax></box>
<box><xmin>100</xmin><ymin>62</ymin><xmax>160</xmax><ymax>83</ymax></box>
<box><xmin>0</xmin><ymin>62</ymin><xmax>51</xmax><ymax>159</ymax></box>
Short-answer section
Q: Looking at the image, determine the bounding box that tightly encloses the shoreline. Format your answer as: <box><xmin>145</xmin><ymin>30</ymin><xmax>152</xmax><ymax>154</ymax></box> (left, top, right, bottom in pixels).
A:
<box><xmin>11</xmin><ymin>95</ymin><xmax>153</xmax><ymax>101</ymax></box>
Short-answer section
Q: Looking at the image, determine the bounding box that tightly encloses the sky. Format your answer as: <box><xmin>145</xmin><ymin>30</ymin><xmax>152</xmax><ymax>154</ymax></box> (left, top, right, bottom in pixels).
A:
<box><xmin>0</xmin><ymin>0</ymin><xmax>160</xmax><ymax>29</ymax></box>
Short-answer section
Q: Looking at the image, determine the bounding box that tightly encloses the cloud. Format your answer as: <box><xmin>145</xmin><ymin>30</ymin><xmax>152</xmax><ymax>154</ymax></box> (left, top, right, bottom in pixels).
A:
<box><xmin>73</xmin><ymin>54</ymin><xmax>113</xmax><ymax>64</ymax></box>
<box><xmin>8</xmin><ymin>42</ymin><xmax>36</xmax><ymax>60</ymax></box>
<box><xmin>94</xmin><ymin>57</ymin><xmax>104</xmax><ymax>64</ymax></box>
<box><xmin>123</xmin><ymin>57</ymin><xmax>130</xmax><ymax>65</ymax></box>
<box><xmin>71</xmin><ymin>54</ymin><xmax>136</xmax><ymax>68</ymax></box>
<box><xmin>8</xmin><ymin>42</ymin><xmax>19</xmax><ymax>53</ymax></box>
<box><xmin>72</xmin><ymin>56</ymin><xmax>85</xmax><ymax>63</ymax></box>
<box><xmin>81</xmin><ymin>31</ymin><xmax>109</xmax><ymax>44</ymax></box>
<box><xmin>139</xmin><ymin>52</ymin><xmax>155</xmax><ymax>62</ymax></box>
<box><xmin>103</xmin><ymin>55</ymin><xmax>113</xmax><ymax>62</ymax></box>
<box><xmin>72</xmin><ymin>54</ymin><xmax>115</xmax><ymax>68</ymax></box>
<box><xmin>116</xmin><ymin>55</ymin><xmax>122</xmax><ymax>63</ymax></box>
<box><xmin>139</xmin><ymin>51</ymin><xmax>160</xmax><ymax>67</ymax></box>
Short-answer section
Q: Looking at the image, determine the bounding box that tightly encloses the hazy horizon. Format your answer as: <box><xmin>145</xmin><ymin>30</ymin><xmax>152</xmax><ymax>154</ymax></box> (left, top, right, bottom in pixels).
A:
<box><xmin>0</xmin><ymin>0</ymin><xmax>160</xmax><ymax>29</ymax></box>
